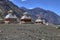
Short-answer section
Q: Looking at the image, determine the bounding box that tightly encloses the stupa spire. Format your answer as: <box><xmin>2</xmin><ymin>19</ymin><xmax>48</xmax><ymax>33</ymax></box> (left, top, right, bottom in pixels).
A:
<box><xmin>8</xmin><ymin>10</ymin><xmax>13</xmax><ymax>14</ymax></box>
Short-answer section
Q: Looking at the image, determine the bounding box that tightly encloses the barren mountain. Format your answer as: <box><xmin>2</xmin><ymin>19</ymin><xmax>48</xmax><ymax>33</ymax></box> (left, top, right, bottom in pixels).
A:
<box><xmin>0</xmin><ymin>0</ymin><xmax>25</xmax><ymax>18</ymax></box>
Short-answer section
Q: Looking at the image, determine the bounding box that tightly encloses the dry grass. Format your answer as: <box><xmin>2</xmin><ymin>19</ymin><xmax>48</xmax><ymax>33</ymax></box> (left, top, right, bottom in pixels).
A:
<box><xmin>0</xmin><ymin>24</ymin><xmax>60</xmax><ymax>40</ymax></box>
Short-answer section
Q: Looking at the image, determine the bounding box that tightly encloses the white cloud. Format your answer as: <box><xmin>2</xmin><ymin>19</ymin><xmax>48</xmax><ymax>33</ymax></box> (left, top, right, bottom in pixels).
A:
<box><xmin>29</xmin><ymin>8</ymin><xmax>33</xmax><ymax>9</ymax></box>
<box><xmin>28</xmin><ymin>7</ymin><xmax>34</xmax><ymax>9</ymax></box>
<box><xmin>21</xmin><ymin>0</ymin><xmax>26</xmax><ymax>2</ymax></box>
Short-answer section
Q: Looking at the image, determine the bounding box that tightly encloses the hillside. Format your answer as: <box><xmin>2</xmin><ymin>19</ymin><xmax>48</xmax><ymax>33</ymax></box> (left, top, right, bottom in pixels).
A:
<box><xmin>0</xmin><ymin>24</ymin><xmax>60</xmax><ymax>40</ymax></box>
<box><xmin>0</xmin><ymin>0</ymin><xmax>25</xmax><ymax>18</ymax></box>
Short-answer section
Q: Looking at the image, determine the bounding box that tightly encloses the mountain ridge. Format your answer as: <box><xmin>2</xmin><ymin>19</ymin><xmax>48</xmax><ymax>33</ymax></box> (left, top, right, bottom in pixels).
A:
<box><xmin>0</xmin><ymin>0</ymin><xmax>60</xmax><ymax>25</ymax></box>
<box><xmin>20</xmin><ymin>7</ymin><xmax>60</xmax><ymax>25</ymax></box>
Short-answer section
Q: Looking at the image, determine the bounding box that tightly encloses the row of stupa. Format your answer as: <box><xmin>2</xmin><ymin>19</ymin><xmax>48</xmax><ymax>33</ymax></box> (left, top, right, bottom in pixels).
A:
<box><xmin>0</xmin><ymin>10</ymin><xmax>48</xmax><ymax>25</ymax></box>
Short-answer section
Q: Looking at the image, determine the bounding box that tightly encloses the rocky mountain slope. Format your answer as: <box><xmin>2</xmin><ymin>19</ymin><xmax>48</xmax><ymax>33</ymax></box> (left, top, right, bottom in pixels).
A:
<box><xmin>0</xmin><ymin>0</ymin><xmax>25</xmax><ymax>18</ymax></box>
<box><xmin>20</xmin><ymin>7</ymin><xmax>60</xmax><ymax>25</ymax></box>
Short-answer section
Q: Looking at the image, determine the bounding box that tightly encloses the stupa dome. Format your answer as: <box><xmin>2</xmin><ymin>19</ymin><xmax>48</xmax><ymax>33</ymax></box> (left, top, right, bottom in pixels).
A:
<box><xmin>35</xmin><ymin>17</ymin><xmax>43</xmax><ymax>22</ymax></box>
<box><xmin>21</xmin><ymin>12</ymin><xmax>31</xmax><ymax>19</ymax></box>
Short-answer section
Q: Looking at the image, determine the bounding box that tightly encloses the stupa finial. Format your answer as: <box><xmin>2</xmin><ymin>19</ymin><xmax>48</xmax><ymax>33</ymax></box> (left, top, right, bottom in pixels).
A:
<box><xmin>8</xmin><ymin>10</ymin><xmax>13</xmax><ymax>14</ymax></box>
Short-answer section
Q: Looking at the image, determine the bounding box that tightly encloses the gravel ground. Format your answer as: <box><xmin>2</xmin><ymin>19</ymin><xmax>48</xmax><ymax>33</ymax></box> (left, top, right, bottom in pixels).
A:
<box><xmin>0</xmin><ymin>24</ymin><xmax>60</xmax><ymax>40</ymax></box>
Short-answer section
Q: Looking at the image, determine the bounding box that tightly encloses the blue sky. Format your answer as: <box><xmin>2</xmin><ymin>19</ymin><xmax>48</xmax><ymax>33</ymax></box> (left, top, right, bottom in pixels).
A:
<box><xmin>10</xmin><ymin>0</ymin><xmax>60</xmax><ymax>16</ymax></box>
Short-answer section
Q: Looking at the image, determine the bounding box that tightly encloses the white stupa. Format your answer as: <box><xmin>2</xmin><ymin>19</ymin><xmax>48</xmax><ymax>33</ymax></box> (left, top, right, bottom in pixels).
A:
<box><xmin>42</xmin><ymin>19</ymin><xmax>49</xmax><ymax>25</ymax></box>
<box><xmin>5</xmin><ymin>10</ymin><xmax>17</xmax><ymax>24</ymax></box>
<box><xmin>20</xmin><ymin>12</ymin><xmax>32</xmax><ymax>24</ymax></box>
<box><xmin>35</xmin><ymin>17</ymin><xmax>43</xmax><ymax>24</ymax></box>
